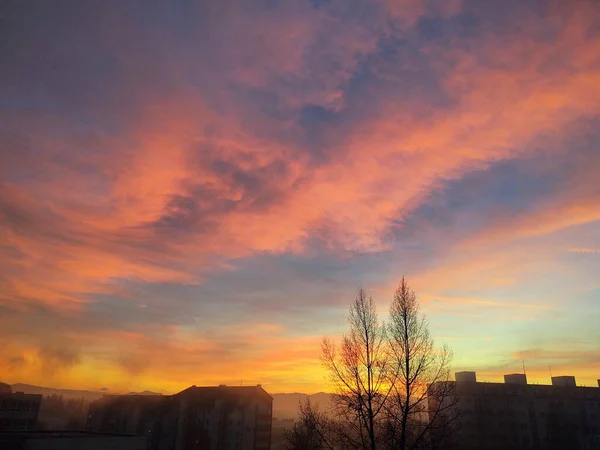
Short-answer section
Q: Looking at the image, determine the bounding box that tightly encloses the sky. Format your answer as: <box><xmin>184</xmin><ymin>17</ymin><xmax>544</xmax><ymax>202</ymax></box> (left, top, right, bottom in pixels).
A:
<box><xmin>1</xmin><ymin>0</ymin><xmax>599</xmax><ymax>394</ymax></box>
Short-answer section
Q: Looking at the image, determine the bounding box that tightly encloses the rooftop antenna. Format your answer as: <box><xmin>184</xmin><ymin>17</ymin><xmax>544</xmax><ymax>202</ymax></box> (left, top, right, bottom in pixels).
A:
<box><xmin>522</xmin><ymin>360</ymin><xmax>526</xmax><ymax>375</ymax></box>
<box><xmin>549</xmin><ymin>366</ymin><xmax>553</xmax><ymax>378</ymax></box>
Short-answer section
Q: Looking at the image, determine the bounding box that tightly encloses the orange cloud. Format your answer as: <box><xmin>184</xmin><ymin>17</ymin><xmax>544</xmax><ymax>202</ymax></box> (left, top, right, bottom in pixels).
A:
<box><xmin>1</xmin><ymin>322</ymin><xmax>327</xmax><ymax>393</ymax></box>
<box><xmin>4</xmin><ymin>0</ymin><xmax>599</xmax><ymax>309</ymax></box>
<box><xmin>1</xmin><ymin>0</ymin><xmax>599</xmax><ymax>393</ymax></box>
<box><xmin>468</xmin><ymin>347</ymin><xmax>600</xmax><ymax>387</ymax></box>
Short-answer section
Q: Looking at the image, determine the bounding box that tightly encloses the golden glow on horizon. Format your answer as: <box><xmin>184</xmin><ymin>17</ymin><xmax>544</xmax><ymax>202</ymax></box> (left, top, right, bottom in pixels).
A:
<box><xmin>1</xmin><ymin>0</ymin><xmax>599</xmax><ymax>393</ymax></box>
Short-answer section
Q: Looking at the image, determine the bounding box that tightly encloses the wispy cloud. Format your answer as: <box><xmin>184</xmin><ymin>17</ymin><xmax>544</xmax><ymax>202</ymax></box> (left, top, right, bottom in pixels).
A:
<box><xmin>0</xmin><ymin>0</ymin><xmax>599</xmax><ymax>391</ymax></box>
<box><xmin>425</xmin><ymin>295</ymin><xmax>552</xmax><ymax>311</ymax></box>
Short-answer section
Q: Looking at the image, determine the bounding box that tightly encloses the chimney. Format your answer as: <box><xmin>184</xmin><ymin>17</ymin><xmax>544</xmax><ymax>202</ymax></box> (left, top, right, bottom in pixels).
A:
<box><xmin>551</xmin><ymin>376</ymin><xmax>576</xmax><ymax>387</ymax></box>
<box><xmin>455</xmin><ymin>371</ymin><xmax>477</xmax><ymax>383</ymax></box>
<box><xmin>504</xmin><ymin>373</ymin><xmax>527</xmax><ymax>385</ymax></box>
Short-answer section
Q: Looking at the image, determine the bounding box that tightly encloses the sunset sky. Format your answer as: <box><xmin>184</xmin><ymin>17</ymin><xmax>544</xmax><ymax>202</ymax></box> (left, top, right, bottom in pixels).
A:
<box><xmin>1</xmin><ymin>0</ymin><xmax>599</xmax><ymax>394</ymax></box>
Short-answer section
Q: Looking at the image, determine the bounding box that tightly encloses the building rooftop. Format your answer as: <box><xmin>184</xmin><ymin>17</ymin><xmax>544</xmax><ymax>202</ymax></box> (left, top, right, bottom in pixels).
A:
<box><xmin>89</xmin><ymin>384</ymin><xmax>272</xmax><ymax>411</ymax></box>
<box><xmin>551</xmin><ymin>375</ymin><xmax>577</xmax><ymax>387</ymax></box>
<box><xmin>455</xmin><ymin>371</ymin><xmax>477</xmax><ymax>383</ymax></box>
<box><xmin>504</xmin><ymin>373</ymin><xmax>528</xmax><ymax>385</ymax></box>
<box><xmin>452</xmin><ymin>371</ymin><xmax>600</xmax><ymax>388</ymax></box>
<box><xmin>176</xmin><ymin>384</ymin><xmax>272</xmax><ymax>400</ymax></box>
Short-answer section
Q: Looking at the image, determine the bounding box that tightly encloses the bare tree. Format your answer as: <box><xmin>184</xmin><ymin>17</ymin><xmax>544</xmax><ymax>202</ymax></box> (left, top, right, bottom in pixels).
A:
<box><xmin>297</xmin><ymin>280</ymin><xmax>457</xmax><ymax>450</ymax></box>
<box><xmin>321</xmin><ymin>288</ymin><xmax>393</xmax><ymax>450</ymax></box>
<box><xmin>285</xmin><ymin>422</ymin><xmax>322</xmax><ymax>450</ymax></box>
<box><xmin>386</xmin><ymin>278</ymin><xmax>457</xmax><ymax>450</ymax></box>
<box><xmin>285</xmin><ymin>400</ymin><xmax>334</xmax><ymax>450</ymax></box>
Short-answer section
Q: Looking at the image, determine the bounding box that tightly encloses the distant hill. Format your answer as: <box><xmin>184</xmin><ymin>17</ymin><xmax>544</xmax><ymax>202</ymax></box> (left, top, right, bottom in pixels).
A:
<box><xmin>9</xmin><ymin>384</ymin><xmax>161</xmax><ymax>400</ymax></box>
<box><xmin>8</xmin><ymin>383</ymin><xmax>332</xmax><ymax>419</ymax></box>
<box><xmin>126</xmin><ymin>390</ymin><xmax>162</xmax><ymax>396</ymax></box>
<box><xmin>10</xmin><ymin>383</ymin><xmax>106</xmax><ymax>401</ymax></box>
<box><xmin>271</xmin><ymin>392</ymin><xmax>334</xmax><ymax>419</ymax></box>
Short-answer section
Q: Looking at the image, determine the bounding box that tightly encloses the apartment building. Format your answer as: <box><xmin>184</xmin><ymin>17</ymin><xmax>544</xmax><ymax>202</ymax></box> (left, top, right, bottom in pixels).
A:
<box><xmin>0</xmin><ymin>387</ymin><xmax>42</xmax><ymax>432</ymax></box>
<box><xmin>431</xmin><ymin>372</ymin><xmax>600</xmax><ymax>450</ymax></box>
<box><xmin>87</xmin><ymin>384</ymin><xmax>272</xmax><ymax>450</ymax></box>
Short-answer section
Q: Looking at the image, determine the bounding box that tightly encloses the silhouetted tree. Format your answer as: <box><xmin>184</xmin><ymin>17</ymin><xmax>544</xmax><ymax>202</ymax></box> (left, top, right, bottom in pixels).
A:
<box><xmin>38</xmin><ymin>394</ymin><xmax>90</xmax><ymax>430</ymax></box>
<box><xmin>384</xmin><ymin>278</ymin><xmax>457</xmax><ymax>450</ymax></box>
<box><xmin>285</xmin><ymin>401</ymin><xmax>328</xmax><ymax>450</ymax></box>
<box><xmin>321</xmin><ymin>288</ymin><xmax>393</xmax><ymax>450</ymax></box>
<box><xmin>295</xmin><ymin>279</ymin><xmax>457</xmax><ymax>450</ymax></box>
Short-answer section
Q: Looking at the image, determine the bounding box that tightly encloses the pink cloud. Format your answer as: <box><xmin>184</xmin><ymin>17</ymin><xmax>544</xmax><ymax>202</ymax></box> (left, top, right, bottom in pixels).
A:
<box><xmin>1</xmin><ymin>0</ymin><xmax>599</xmax><ymax>391</ymax></box>
<box><xmin>3</xmin><ymin>0</ymin><xmax>600</xmax><ymax>309</ymax></box>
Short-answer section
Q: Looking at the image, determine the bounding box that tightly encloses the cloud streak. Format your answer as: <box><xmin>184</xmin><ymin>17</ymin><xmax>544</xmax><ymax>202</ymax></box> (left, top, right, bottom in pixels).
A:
<box><xmin>0</xmin><ymin>0</ymin><xmax>599</xmax><ymax>391</ymax></box>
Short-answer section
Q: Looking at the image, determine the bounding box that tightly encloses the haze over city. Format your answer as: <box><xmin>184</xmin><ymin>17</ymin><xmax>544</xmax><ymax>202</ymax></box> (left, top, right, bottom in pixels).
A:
<box><xmin>1</xmin><ymin>0</ymin><xmax>599</xmax><ymax>397</ymax></box>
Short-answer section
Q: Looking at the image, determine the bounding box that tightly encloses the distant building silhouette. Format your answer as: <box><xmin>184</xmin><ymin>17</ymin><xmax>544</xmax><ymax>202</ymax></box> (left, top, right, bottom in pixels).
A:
<box><xmin>87</xmin><ymin>384</ymin><xmax>272</xmax><ymax>450</ymax></box>
<box><xmin>0</xmin><ymin>388</ymin><xmax>42</xmax><ymax>432</ymax></box>
<box><xmin>431</xmin><ymin>371</ymin><xmax>600</xmax><ymax>450</ymax></box>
